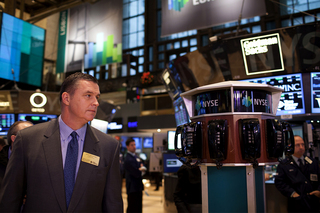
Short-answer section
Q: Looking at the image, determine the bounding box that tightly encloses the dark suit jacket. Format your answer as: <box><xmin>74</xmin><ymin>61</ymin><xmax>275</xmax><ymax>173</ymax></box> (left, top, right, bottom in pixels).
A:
<box><xmin>0</xmin><ymin>145</ymin><xmax>9</xmax><ymax>187</ymax></box>
<box><xmin>124</xmin><ymin>153</ymin><xmax>143</xmax><ymax>194</ymax></box>
<box><xmin>0</xmin><ymin>119</ymin><xmax>123</xmax><ymax>213</ymax></box>
<box><xmin>275</xmin><ymin>156</ymin><xmax>320</xmax><ymax>212</ymax></box>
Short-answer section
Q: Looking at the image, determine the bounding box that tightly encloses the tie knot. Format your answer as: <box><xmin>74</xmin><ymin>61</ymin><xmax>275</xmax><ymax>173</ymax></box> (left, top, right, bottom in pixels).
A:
<box><xmin>71</xmin><ymin>131</ymin><xmax>77</xmax><ymax>139</ymax></box>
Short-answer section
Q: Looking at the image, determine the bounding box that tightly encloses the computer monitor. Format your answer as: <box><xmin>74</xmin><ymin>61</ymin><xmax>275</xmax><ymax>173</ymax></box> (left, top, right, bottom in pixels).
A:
<box><xmin>167</xmin><ymin>130</ymin><xmax>181</xmax><ymax>151</ymax></box>
<box><xmin>91</xmin><ymin>119</ymin><xmax>108</xmax><ymax>133</ymax></box>
<box><xmin>18</xmin><ymin>114</ymin><xmax>57</xmax><ymax>125</ymax></box>
<box><xmin>143</xmin><ymin>137</ymin><xmax>153</xmax><ymax>148</ymax></box>
<box><xmin>132</xmin><ymin>137</ymin><xmax>142</xmax><ymax>151</ymax></box>
<box><xmin>162</xmin><ymin>153</ymin><xmax>183</xmax><ymax>173</ymax></box>
<box><xmin>0</xmin><ymin>114</ymin><xmax>15</xmax><ymax>136</ymax></box>
<box><xmin>241</xmin><ymin>73</ymin><xmax>305</xmax><ymax>115</ymax></box>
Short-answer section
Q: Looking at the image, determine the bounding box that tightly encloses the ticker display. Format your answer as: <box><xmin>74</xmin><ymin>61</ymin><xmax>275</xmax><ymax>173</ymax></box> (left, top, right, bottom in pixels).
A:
<box><xmin>242</xmin><ymin>73</ymin><xmax>305</xmax><ymax>115</ymax></box>
<box><xmin>311</xmin><ymin>72</ymin><xmax>320</xmax><ymax>113</ymax></box>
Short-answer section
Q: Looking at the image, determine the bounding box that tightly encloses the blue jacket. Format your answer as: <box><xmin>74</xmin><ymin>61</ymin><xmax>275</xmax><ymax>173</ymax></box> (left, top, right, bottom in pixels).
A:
<box><xmin>124</xmin><ymin>153</ymin><xmax>144</xmax><ymax>194</ymax></box>
<box><xmin>275</xmin><ymin>155</ymin><xmax>320</xmax><ymax>212</ymax></box>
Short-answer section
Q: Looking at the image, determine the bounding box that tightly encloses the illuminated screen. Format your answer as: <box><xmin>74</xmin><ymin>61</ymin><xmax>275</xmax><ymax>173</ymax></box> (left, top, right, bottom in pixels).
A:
<box><xmin>120</xmin><ymin>136</ymin><xmax>142</xmax><ymax>150</ymax></box>
<box><xmin>240</xmin><ymin>33</ymin><xmax>284</xmax><ymax>75</ymax></box>
<box><xmin>139</xmin><ymin>152</ymin><xmax>147</xmax><ymax>161</ymax></box>
<box><xmin>91</xmin><ymin>119</ymin><xmax>108</xmax><ymax>133</ymax></box>
<box><xmin>0</xmin><ymin>13</ymin><xmax>45</xmax><ymax>87</ymax></box>
<box><xmin>133</xmin><ymin>137</ymin><xmax>142</xmax><ymax>150</ymax></box>
<box><xmin>163</xmin><ymin>153</ymin><xmax>183</xmax><ymax>173</ymax></box>
<box><xmin>241</xmin><ymin>73</ymin><xmax>305</xmax><ymax>115</ymax></box>
<box><xmin>107</xmin><ymin>118</ymin><xmax>122</xmax><ymax>133</ymax></box>
<box><xmin>143</xmin><ymin>137</ymin><xmax>153</xmax><ymax>148</ymax></box>
<box><xmin>18</xmin><ymin>114</ymin><xmax>57</xmax><ymax>124</ymax></box>
<box><xmin>167</xmin><ymin>130</ymin><xmax>181</xmax><ymax>151</ymax></box>
<box><xmin>173</xmin><ymin>97</ymin><xmax>190</xmax><ymax>126</ymax></box>
<box><xmin>311</xmin><ymin>72</ymin><xmax>320</xmax><ymax>113</ymax></box>
<box><xmin>0</xmin><ymin>114</ymin><xmax>15</xmax><ymax>136</ymax></box>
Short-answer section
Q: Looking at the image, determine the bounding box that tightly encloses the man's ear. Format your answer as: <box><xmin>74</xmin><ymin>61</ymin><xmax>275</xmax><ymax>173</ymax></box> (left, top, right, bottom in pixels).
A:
<box><xmin>61</xmin><ymin>92</ymin><xmax>70</xmax><ymax>106</ymax></box>
<box><xmin>11</xmin><ymin>135</ymin><xmax>16</xmax><ymax>145</ymax></box>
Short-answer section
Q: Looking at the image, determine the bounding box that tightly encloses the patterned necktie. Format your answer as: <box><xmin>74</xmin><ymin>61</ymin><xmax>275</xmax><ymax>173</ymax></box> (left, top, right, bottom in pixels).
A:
<box><xmin>298</xmin><ymin>158</ymin><xmax>304</xmax><ymax>172</ymax></box>
<box><xmin>64</xmin><ymin>131</ymin><xmax>78</xmax><ymax>208</ymax></box>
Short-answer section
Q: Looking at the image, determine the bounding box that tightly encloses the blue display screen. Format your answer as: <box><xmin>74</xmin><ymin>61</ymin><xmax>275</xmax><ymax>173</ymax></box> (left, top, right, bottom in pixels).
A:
<box><xmin>143</xmin><ymin>137</ymin><xmax>153</xmax><ymax>148</ymax></box>
<box><xmin>18</xmin><ymin>114</ymin><xmax>57</xmax><ymax>124</ymax></box>
<box><xmin>0</xmin><ymin>13</ymin><xmax>45</xmax><ymax>87</ymax></box>
<box><xmin>163</xmin><ymin>153</ymin><xmax>184</xmax><ymax>173</ymax></box>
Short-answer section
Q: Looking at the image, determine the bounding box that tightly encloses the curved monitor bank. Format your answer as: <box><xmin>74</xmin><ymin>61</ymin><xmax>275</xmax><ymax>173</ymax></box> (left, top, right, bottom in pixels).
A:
<box><xmin>174</xmin><ymin>81</ymin><xmax>288</xmax><ymax>212</ymax></box>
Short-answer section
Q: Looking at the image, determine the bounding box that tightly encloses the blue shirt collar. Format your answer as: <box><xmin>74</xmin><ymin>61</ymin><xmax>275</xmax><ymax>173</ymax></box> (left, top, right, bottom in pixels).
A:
<box><xmin>58</xmin><ymin>116</ymin><xmax>87</xmax><ymax>142</ymax></box>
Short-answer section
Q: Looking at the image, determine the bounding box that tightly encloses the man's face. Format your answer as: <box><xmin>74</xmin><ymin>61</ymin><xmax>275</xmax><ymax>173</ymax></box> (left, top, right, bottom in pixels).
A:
<box><xmin>67</xmin><ymin>80</ymin><xmax>100</xmax><ymax>125</ymax></box>
<box><xmin>126</xmin><ymin>141</ymin><xmax>136</xmax><ymax>153</ymax></box>
<box><xmin>293</xmin><ymin>136</ymin><xmax>305</xmax><ymax>158</ymax></box>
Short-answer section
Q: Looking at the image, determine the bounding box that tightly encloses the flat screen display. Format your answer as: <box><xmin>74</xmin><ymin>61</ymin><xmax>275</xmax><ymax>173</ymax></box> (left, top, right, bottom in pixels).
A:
<box><xmin>241</xmin><ymin>73</ymin><xmax>305</xmax><ymax>115</ymax></box>
<box><xmin>163</xmin><ymin>153</ymin><xmax>183</xmax><ymax>173</ymax></box>
<box><xmin>0</xmin><ymin>113</ymin><xmax>15</xmax><ymax>136</ymax></box>
<box><xmin>91</xmin><ymin>118</ymin><xmax>108</xmax><ymax>133</ymax></box>
<box><xmin>107</xmin><ymin>118</ymin><xmax>123</xmax><ymax>133</ymax></box>
<box><xmin>173</xmin><ymin>97</ymin><xmax>190</xmax><ymax>126</ymax></box>
<box><xmin>311</xmin><ymin>72</ymin><xmax>320</xmax><ymax>113</ymax></box>
<box><xmin>167</xmin><ymin>130</ymin><xmax>181</xmax><ymax>151</ymax></box>
<box><xmin>0</xmin><ymin>13</ymin><xmax>45</xmax><ymax>87</ymax></box>
<box><xmin>132</xmin><ymin>137</ymin><xmax>142</xmax><ymax>150</ymax></box>
<box><xmin>18</xmin><ymin>114</ymin><xmax>57</xmax><ymax>124</ymax></box>
<box><xmin>143</xmin><ymin>137</ymin><xmax>153</xmax><ymax>148</ymax></box>
<box><xmin>120</xmin><ymin>136</ymin><xmax>142</xmax><ymax>151</ymax></box>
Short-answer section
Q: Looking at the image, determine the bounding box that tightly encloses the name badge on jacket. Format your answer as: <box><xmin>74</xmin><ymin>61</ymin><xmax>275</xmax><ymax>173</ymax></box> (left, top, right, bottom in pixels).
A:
<box><xmin>82</xmin><ymin>152</ymin><xmax>100</xmax><ymax>166</ymax></box>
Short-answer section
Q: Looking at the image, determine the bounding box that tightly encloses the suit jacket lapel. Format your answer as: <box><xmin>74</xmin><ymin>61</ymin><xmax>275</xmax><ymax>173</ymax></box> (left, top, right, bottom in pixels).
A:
<box><xmin>68</xmin><ymin>125</ymin><xmax>99</xmax><ymax>212</ymax></box>
<box><xmin>42</xmin><ymin>119</ymin><xmax>67</xmax><ymax>213</ymax></box>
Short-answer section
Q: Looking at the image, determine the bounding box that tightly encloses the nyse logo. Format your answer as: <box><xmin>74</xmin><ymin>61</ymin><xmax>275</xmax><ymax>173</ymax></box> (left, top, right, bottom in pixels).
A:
<box><xmin>254</xmin><ymin>99</ymin><xmax>268</xmax><ymax>106</ymax></box>
<box><xmin>242</xmin><ymin>96</ymin><xmax>252</xmax><ymax>107</ymax></box>
<box><xmin>242</xmin><ymin>97</ymin><xmax>268</xmax><ymax>107</ymax></box>
<box><xmin>201</xmin><ymin>99</ymin><xmax>219</xmax><ymax>107</ymax></box>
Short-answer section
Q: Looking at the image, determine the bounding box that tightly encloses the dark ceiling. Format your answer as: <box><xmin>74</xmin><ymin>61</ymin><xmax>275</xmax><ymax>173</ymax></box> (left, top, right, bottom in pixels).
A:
<box><xmin>1</xmin><ymin>0</ymin><xmax>101</xmax><ymax>23</ymax></box>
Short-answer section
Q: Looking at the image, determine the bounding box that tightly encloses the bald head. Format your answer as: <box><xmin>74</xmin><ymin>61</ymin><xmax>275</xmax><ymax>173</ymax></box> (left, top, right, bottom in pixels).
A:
<box><xmin>293</xmin><ymin>135</ymin><xmax>305</xmax><ymax>158</ymax></box>
<box><xmin>7</xmin><ymin>121</ymin><xmax>33</xmax><ymax>149</ymax></box>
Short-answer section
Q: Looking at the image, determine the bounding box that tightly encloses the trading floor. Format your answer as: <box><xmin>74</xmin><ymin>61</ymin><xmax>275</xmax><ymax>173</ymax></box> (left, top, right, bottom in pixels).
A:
<box><xmin>122</xmin><ymin>179</ymin><xmax>165</xmax><ymax>213</ymax></box>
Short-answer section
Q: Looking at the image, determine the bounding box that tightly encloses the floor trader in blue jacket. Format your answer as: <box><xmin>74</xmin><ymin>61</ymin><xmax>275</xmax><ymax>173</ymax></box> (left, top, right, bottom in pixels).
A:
<box><xmin>275</xmin><ymin>135</ymin><xmax>320</xmax><ymax>213</ymax></box>
<box><xmin>124</xmin><ymin>138</ymin><xmax>146</xmax><ymax>213</ymax></box>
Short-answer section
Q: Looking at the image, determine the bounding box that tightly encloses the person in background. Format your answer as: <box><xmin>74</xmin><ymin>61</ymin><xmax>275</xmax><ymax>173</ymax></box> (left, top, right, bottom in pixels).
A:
<box><xmin>0</xmin><ymin>121</ymin><xmax>33</xmax><ymax>187</ymax></box>
<box><xmin>0</xmin><ymin>137</ymin><xmax>6</xmax><ymax>152</ymax></box>
<box><xmin>275</xmin><ymin>135</ymin><xmax>320</xmax><ymax>213</ymax></box>
<box><xmin>173</xmin><ymin>160</ymin><xmax>202</xmax><ymax>213</ymax></box>
<box><xmin>124</xmin><ymin>138</ymin><xmax>146</xmax><ymax>213</ymax></box>
<box><xmin>0</xmin><ymin>72</ymin><xmax>123</xmax><ymax>212</ymax></box>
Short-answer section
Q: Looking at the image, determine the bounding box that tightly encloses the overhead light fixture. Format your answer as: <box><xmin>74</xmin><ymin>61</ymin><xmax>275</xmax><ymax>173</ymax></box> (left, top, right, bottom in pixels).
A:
<box><xmin>157</xmin><ymin>129</ymin><xmax>161</xmax><ymax>132</ymax></box>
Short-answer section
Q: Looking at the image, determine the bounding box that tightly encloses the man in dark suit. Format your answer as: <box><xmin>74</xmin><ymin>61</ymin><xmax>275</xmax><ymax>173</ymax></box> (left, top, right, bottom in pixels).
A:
<box><xmin>275</xmin><ymin>135</ymin><xmax>320</xmax><ymax>213</ymax></box>
<box><xmin>124</xmin><ymin>138</ymin><xmax>146</xmax><ymax>213</ymax></box>
<box><xmin>0</xmin><ymin>72</ymin><xmax>123</xmax><ymax>212</ymax></box>
<box><xmin>0</xmin><ymin>121</ymin><xmax>33</xmax><ymax>187</ymax></box>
